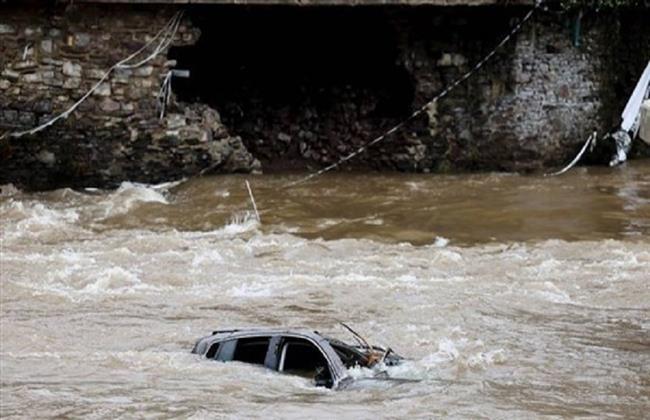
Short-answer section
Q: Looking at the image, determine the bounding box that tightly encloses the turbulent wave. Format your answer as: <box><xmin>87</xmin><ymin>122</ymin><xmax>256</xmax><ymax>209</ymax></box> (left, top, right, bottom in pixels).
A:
<box><xmin>1</xmin><ymin>173</ymin><xmax>649</xmax><ymax>418</ymax></box>
<box><xmin>95</xmin><ymin>181</ymin><xmax>170</xmax><ymax>219</ymax></box>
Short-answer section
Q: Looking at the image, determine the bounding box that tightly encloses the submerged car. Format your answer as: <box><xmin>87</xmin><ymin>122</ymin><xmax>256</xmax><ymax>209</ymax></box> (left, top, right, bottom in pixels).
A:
<box><xmin>191</xmin><ymin>327</ymin><xmax>403</xmax><ymax>389</ymax></box>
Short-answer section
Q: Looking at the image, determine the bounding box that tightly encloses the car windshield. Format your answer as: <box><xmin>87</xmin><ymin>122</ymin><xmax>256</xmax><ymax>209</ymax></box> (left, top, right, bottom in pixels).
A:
<box><xmin>327</xmin><ymin>339</ymin><xmax>370</xmax><ymax>368</ymax></box>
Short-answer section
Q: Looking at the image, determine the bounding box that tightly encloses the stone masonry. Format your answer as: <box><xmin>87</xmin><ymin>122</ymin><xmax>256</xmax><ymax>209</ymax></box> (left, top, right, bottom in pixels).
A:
<box><xmin>0</xmin><ymin>3</ymin><xmax>259</xmax><ymax>190</ymax></box>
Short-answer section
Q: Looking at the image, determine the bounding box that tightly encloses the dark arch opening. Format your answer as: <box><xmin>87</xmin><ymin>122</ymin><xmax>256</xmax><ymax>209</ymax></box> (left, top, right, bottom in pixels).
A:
<box><xmin>169</xmin><ymin>6</ymin><xmax>415</xmax><ymax>170</ymax></box>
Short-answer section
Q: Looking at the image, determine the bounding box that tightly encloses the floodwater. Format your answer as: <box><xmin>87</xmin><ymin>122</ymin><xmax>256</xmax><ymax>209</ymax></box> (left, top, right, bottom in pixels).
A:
<box><xmin>1</xmin><ymin>162</ymin><xmax>649</xmax><ymax>418</ymax></box>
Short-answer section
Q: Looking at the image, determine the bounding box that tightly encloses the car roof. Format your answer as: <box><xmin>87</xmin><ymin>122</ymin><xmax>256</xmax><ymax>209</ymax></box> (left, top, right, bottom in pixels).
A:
<box><xmin>210</xmin><ymin>328</ymin><xmax>324</xmax><ymax>337</ymax></box>
<box><xmin>198</xmin><ymin>328</ymin><xmax>330</xmax><ymax>346</ymax></box>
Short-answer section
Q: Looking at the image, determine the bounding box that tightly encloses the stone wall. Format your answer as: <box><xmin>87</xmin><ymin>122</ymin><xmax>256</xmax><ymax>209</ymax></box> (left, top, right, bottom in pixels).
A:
<box><xmin>0</xmin><ymin>3</ymin><xmax>259</xmax><ymax>190</ymax></box>
<box><xmin>169</xmin><ymin>6</ymin><xmax>650</xmax><ymax>174</ymax></box>
<box><xmin>1</xmin><ymin>3</ymin><xmax>649</xmax><ymax>190</ymax></box>
<box><xmin>402</xmin><ymin>7</ymin><xmax>613</xmax><ymax>171</ymax></box>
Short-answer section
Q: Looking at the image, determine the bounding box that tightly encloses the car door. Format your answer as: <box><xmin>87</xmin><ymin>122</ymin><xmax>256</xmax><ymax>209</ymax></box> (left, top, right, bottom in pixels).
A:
<box><xmin>274</xmin><ymin>335</ymin><xmax>334</xmax><ymax>387</ymax></box>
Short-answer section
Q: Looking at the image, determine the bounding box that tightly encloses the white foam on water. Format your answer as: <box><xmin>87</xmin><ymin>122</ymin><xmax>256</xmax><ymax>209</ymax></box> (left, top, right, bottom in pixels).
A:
<box><xmin>0</xmin><ymin>183</ymin><xmax>20</xmax><ymax>197</ymax></box>
<box><xmin>466</xmin><ymin>349</ymin><xmax>507</xmax><ymax>369</ymax></box>
<box><xmin>335</xmin><ymin>323</ymin><xmax>510</xmax><ymax>384</ymax></box>
<box><xmin>396</xmin><ymin>274</ymin><xmax>417</xmax><ymax>283</ymax></box>
<box><xmin>363</xmin><ymin>217</ymin><xmax>384</xmax><ymax>226</ymax></box>
<box><xmin>222</xmin><ymin>211</ymin><xmax>260</xmax><ymax>235</ymax></box>
<box><xmin>535</xmin><ymin>281</ymin><xmax>574</xmax><ymax>304</ymax></box>
<box><xmin>227</xmin><ymin>285</ymin><xmax>273</xmax><ymax>298</ymax></box>
<box><xmin>10</xmin><ymin>200</ymin><xmax>79</xmax><ymax>227</ymax></box>
<box><xmin>10</xmin><ymin>255</ymin><xmax>170</xmax><ymax>301</ymax></box>
<box><xmin>80</xmin><ymin>267</ymin><xmax>144</xmax><ymax>294</ymax></box>
<box><xmin>214</xmin><ymin>188</ymin><xmax>231</xmax><ymax>198</ymax></box>
<box><xmin>433</xmin><ymin>337</ymin><xmax>461</xmax><ymax>361</ymax></box>
<box><xmin>190</xmin><ymin>249</ymin><xmax>225</xmax><ymax>268</ymax></box>
<box><xmin>1</xmin><ymin>200</ymin><xmax>82</xmax><ymax>242</ymax></box>
<box><xmin>405</xmin><ymin>181</ymin><xmax>425</xmax><ymax>191</ymax></box>
<box><xmin>431</xmin><ymin>249</ymin><xmax>464</xmax><ymax>264</ymax></box>
<box><xmin>97</xmin><ymin>182</ymin><xmax>169</xmax><ymax>218</ymax></box>
<box><xmin>149</xmin><ymin>178</ymin><xmax>187</xmax><ymax>191</ymax></box>
<box><xmin>316</xmin><ymin>218</ymin><xmax>341</xmax><ymax>228</ymax></box>
<box><xmin>57</xmin><ymin>248</ymin><xmax>85</xmax><ymax>262</ymax></box>
<box><xmin>433</xmin><ymin>236</ymin><xmax>450</xmax><ymax>247</ymax></box>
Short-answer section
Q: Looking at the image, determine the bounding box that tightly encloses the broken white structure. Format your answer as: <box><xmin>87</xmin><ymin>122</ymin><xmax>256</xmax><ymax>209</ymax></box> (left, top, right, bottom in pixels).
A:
<box><xmin>640</xmin><ymin>100</ymin><xmax>650</xmax><ymax>143</ymax></box>
<box><xmin>610</xmin><ymin>60</ymin><xmax>650</xmax><ymax>166</ymax></box>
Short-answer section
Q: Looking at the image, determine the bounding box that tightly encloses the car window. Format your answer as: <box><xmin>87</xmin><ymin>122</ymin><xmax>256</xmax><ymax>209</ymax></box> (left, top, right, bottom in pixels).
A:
<box><xmin>206</xmin><ymin>342</ymin><xmax>220</xmax><ymax>359</ymax></box>
<box><xmin>330</xmin><ymin>342</ymin><xmax>367</xmax><ymax>368</ymax></box>
<box><xmin>278</xmin><ymin>337</ymin><xmax>332</xmax><ymax>387</ymax></box>
<box><xmin>230</xmin><ymin>337</ymin><xmax>271</xmax><ymax>365</ymax></box>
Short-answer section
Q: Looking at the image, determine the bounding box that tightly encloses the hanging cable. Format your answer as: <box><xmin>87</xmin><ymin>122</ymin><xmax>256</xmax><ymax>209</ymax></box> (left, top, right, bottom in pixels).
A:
<box><xmin>158</xmin><ymin>70</ymin><xmax>173</xmax><ymax>121</ymax></box>
<box><xmin>544</xmin><ymin>131</ymin><xmax>598</xmax><ymax>177</ymax></box>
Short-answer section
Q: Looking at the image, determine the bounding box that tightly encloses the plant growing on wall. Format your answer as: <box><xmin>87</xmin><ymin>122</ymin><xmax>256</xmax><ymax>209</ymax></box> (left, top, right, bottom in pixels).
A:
<box><xmin>560</xmin><ymin>0</ymin><xmax>648</xmax><ymax>10</ymax></box>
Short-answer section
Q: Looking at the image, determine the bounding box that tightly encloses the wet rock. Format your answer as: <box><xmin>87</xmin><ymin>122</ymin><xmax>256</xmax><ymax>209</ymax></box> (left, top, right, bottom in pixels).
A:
<box><xmin>178</xmin><ymin>126</ymin><xmax>209</xmax><ymax>143</ymax></box>
<box><xmin>43</xmin><ymin>75</ymin><xmax>64</xmax><ymax>88</ymax></box>
<box><xmin>62</xmin><ymin>62</ymin><xmax>82</xmax><ymax>78</ymax></box>
<box><xmin>41</xmin><ymin>58</ymin><xmax>63</xmax><ymax>67</ymax></box>
<box><xmin>14</xmin><ymin>60</ymin><xmax>38</xmax><ymax>71</ymax></box>
<box><xmin>93</xmin><ymin>82</ymin><xmax>111</xmax><ymax>97</ymax></box>
<box><xmin>113</xmin><ymin>68</ymin><xmax>132</xmax><ymax>84</ymax></box>
<box><xmin>86</xmin><ymin>69</ymin><xmax>105</xmax><ymax>79</ymax></box>
<box><xmin>166</xmin><ymin>113</ymin><xmax>187</xmax><ymax>129</ymax></box>
<box><xmin>33</xmin><ymin>100</ymin><xmax>52</xmax><ymax>113</ymax></box>
<box><xmin>73</xmin><ymin>33</ymin><xmax>91</xmax><ymax>47</ymax></box>
<box><xmin>458</xmin><ymin>128</ymin><xmax>472</xmax><ymax>142</ymax></box>
<box><xmin>23</xmin><ymin>73</ymin><xmax>41</xmax><ymax>83</ymax></box>
<box><xmin>40</xmin><ymin>39</ymin><xmax>53</xmax><ymax>54</ymax></box>
<box><xmin>516</xmin><ymin>71</ymin><xmax>531</xmax><ymax>84</ymax></box>
<box><xmin>299</xmin><ymin>141</ymin><xmax>308</xmax><ymax>156</ymax></box>
<box><xmin>277</xmin><ymin>132</ymin><xmax>292</xmax><ymax>143</ymax></box>
<box><xmin>3</xmin><ymin>110</ymin><xmax>18</xmax><ymax>122</ymax></box>
<box><xmin>437</xmin><ymin>53</ymin><xmax>467</xmax><ymax>67</ymax></box>
<box><xmin>36</xmin><ymin>150</ymin><xmax>56</xmax><ymax>166</ymax></box>
<box><xmin>1</xmin><ymin>70</ymin><xmax>20</xmax><ymax>81</ymax></box>
<box><xmin>39</xmin><ymin>70</ymin><xmax>55</xmax><ymax>81</ymax></box>
<box><xmin>18</xmin><ymin>112</ymin><xmax>35</xmax><ymax>126</ymax></box>
<box><xmin>24</xmin><ymin>27</ymin><xmax>40</xmax><ymax>37</ymax></box>
<box><xmin>99</xmin><ymin>98</ymin><xmax>120</xmax><ymax>113</ymax></box>
<box><xmin>63</xmin><ymin>77</ymin><xmax>81</xmax><ymax>89</ymax></box>
<box><xmin>221</xmin><ymin>136</ymin><xmax>261</xmax><ymax>173</ymax></box>
<box><xmin>134</xmin><ymin>66</ymin><xmax>154</xmax><ymax>77</ymax></box>
<box><xmin>0</xmin><ymin>24</ymin><xmax>15</xmax><ymax>34</ymax></box>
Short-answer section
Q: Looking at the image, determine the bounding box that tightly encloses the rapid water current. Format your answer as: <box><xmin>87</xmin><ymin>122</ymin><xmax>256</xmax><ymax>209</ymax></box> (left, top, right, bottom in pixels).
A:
<box><xmin>1</xmin><ymin>163</ymin><xmax>649</xmax><ymax>418</ymax></box>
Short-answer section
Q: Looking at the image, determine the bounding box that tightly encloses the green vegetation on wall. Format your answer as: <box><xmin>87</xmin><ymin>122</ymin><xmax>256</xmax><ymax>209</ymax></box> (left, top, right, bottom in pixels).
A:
<box><xmin>560</xmin><ymin>0</ymin><xmax>648</xmax><ymax>10</ymax></box>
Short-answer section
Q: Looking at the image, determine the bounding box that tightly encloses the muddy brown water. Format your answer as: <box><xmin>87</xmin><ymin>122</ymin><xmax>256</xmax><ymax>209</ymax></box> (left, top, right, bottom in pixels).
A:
<box><xmin>1</xmin><ymin>162</ymin><xmax>650</xmax><ymax>418</ymax></box>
